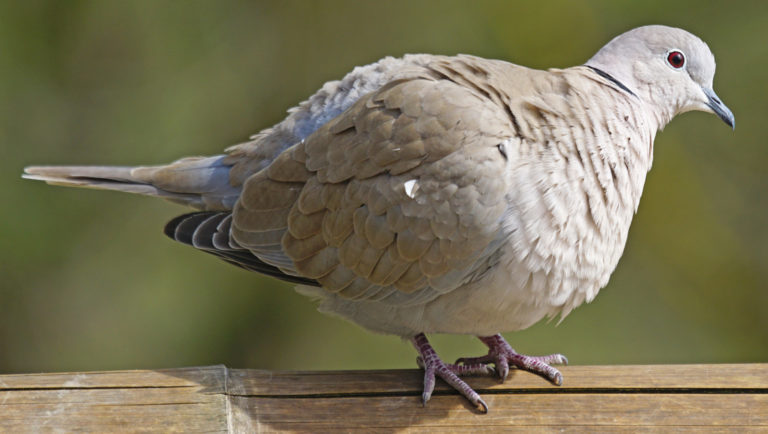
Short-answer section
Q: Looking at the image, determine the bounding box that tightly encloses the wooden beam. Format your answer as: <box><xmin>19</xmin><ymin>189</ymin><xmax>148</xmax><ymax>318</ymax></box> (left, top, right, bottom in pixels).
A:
<box><xmin>0</xmin><ymin>364</ymin><xmax>766</xmax><ymax>431</ymax></box>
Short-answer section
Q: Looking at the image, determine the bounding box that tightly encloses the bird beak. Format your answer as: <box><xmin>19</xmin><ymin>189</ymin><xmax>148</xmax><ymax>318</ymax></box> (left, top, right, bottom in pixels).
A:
<box><xmin>702</xmin><ymin>87</ymin><xmax>735</xmax><ymax>129</ymax></box>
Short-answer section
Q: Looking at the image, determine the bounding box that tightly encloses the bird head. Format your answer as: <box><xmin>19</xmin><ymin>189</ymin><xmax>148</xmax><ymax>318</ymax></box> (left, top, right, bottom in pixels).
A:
<box><xmin>586</xmin><ymin>25</ymin><xmax>734</xmax><ymax>129</ymax></box>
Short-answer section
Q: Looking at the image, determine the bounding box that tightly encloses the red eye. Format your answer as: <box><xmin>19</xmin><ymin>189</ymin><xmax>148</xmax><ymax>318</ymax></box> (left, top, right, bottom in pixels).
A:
<box><xmin>667</xmin><ymin>50</ymin><xmax>685</xmax><ymax>68</ymax></box>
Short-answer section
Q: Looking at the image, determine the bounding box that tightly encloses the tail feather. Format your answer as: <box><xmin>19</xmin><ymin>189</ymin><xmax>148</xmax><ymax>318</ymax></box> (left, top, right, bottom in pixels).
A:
<box><xmin>23</xmin><ymin>165</ymin><xmax>138</xmax><ymax>183</ymax></box>
<box><xmin>23</xmin><ymin>165</ymin><xmax>166</xmax><ymax>194</ymax></box>
<box><xmin>164</xmin><ymin>211</ymin><xmax>317</xmax><ymax>286</ymax></box>
<box><xmin>23</xmin><ymin>155</ymin><xmax>241</xmax><ymax>210</ymax></box>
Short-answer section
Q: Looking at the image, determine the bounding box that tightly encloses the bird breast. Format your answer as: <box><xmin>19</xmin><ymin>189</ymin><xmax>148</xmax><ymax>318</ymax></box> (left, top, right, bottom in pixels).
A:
<box><xmin>492</xmin><ymin>78</ymin><xmax>657</xmax><ymax>328</ymax></box>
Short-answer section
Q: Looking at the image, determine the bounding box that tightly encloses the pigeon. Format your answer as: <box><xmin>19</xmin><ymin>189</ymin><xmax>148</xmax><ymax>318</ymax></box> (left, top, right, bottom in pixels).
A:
<box><xmin>23</xmin><ymin>25</ymin><xmax>734</xmax><ymax>413</ymax></box>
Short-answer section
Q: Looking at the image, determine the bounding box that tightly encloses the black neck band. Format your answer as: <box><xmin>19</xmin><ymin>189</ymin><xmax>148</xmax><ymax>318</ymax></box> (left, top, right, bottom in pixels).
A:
<box><xmin>586</xmin><ymin>66</ymin><xmax>637</xmax><ymax>98</ymax></box>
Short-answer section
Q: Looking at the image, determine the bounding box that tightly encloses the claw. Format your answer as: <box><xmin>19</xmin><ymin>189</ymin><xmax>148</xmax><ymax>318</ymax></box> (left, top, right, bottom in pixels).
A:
<box><xmin>421</xmin><ymin>358</ymin><xmax>436</xmax><ymax>404</ymax></box>
<box><xmin>497</xmin><ymin>358</ymin><xmax>510</xmax><ymax>382</ymax></box>
<box><xmin>475</xmin><ymin>397</ymin><xmax>489</xmax><ymax>414</ymax></box>
<box><xmin>474</xmin><ymin>334</ymin><xmax>567</xmax><ymax>386</ymax></box>
<box><xmin>412</xmin><ymin>333</ymin><xmax>489</xmax><ymax>411</ymax></box>
<box><xmin>552</xmin><ymin>371</ymin><xmax>563</xmax><ymax>386</ymax></box>
<box><xmin>411</xmin><ymin>333</ymin><xmax>567</xmax><ymax>413</ymax></box>
<box><xmin>530</xmin><ymin>353</ymin><xmax>569</xmax><ymax>366</ymax></box>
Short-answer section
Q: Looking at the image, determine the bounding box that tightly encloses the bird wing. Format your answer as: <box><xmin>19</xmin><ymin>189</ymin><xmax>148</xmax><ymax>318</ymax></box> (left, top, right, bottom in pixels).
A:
<box><xmin>232</xmin><ymin>70</ymin><xmax>517</xmax><ymax>305</ymax></box>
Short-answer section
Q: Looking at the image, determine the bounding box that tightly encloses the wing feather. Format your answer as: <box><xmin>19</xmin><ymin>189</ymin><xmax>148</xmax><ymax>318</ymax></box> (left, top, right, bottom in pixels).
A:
<box><xmin>233</xmin><ymin>74</ymin><xmax>514</xmax><ymax>304</ymax></box>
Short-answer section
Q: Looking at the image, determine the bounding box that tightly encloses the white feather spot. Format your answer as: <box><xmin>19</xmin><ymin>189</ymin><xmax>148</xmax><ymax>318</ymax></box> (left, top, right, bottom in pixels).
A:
<box><xmin>404</xmin><ymin>179</ymin><xmax>419</xmax><ymax>199</ymax></box>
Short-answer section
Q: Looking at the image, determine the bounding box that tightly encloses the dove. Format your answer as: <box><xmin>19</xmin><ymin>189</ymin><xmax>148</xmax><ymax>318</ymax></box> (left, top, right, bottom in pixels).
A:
<box><xmin>23</xmin><ymin>25</ymin><xmax>734</xmax><ymax>413</ymax></box>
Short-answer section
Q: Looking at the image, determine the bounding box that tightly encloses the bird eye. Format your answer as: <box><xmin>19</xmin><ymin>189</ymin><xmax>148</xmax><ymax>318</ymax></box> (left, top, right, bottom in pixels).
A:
<box><xmin>666</xmin><ymin>50</ymin><xmax>685</xmax><ymax>69</ymax></box>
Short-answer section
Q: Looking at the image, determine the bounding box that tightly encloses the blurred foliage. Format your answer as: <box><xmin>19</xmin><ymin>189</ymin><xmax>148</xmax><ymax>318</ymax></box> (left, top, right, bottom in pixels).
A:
<box><xmin>0</xmin><ymin>0</ymin><xmax>766</xmax><ymax>374</ymax></box>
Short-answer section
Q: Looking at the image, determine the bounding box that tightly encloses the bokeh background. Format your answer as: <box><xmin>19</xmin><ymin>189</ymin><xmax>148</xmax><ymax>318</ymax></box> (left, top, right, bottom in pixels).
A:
<box><xmin>1</xmin><ymin>0</ymin><xmax>766</xmax><ymax>374</ymax></box>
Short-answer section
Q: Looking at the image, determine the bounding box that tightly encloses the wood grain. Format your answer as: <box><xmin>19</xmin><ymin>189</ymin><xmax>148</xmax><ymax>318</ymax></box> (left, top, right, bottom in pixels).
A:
<box><xmin>0</xmin><ymin>364</ymin><xmax>765</xmax><ymax>432</ymax></box>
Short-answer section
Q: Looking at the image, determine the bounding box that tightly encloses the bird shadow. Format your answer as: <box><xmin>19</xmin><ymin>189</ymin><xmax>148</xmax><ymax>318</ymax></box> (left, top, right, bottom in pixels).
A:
<box><xmin>161</xmin><ymin>364</ymin><xmax>514</xmax><ymax>432</ymax></box>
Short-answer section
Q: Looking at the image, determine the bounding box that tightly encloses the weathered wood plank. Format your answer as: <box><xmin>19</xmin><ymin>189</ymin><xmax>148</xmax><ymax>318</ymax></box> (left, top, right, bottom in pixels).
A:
<box><xmin>0</xmin><ymin>366</ymin><xmax>229</xmax><ymax>433</ymax></box>
<box><xmin>235</xmin><ymin>395</ymin><xmax>768</xmax><ymax>431</ymax></box>
<box><xmin>0</xmin><ymin>364</ymin><xmax>765</xmax><ymax>432</ymax></box>
<box><xmin>0</xmin><ymin>365</ymin><xmax>226</xmax><ymax>390</ymax></box>
<box><xmin>228</xmin><ymin>363</ymin><xmax>768</xmax><ymax>395</ymax></box>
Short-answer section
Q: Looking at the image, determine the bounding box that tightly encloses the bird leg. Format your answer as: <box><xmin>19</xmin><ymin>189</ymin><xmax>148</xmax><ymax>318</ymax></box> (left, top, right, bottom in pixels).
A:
<box><xmin>411</xmin><ymin>333</ymin><xmax>491</xmax><ymax>413</ymax></box>
<box><xmin>456</xmin><ymin>334</ymin><xmax>568</xmax><ymax>385</ymax></box>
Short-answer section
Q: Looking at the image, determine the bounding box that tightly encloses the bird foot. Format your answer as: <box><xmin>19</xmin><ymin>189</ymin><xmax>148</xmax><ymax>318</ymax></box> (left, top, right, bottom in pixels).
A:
<box><xmin>456</xmin><ymin>334</ymin><xmax>568</xmax><ymax>385</ymax></box>
<box><xmin>411</xmin><ymin>333</ymin><xmax>490</xmax><ymax>413</ymax></box>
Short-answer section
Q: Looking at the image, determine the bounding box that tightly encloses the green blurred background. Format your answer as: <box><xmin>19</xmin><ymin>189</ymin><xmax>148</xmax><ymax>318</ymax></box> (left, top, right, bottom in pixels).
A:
<box><xmin>1</xmin><ymin>0</ymin><xmax>766</xmax><ymax>374</ymax></box>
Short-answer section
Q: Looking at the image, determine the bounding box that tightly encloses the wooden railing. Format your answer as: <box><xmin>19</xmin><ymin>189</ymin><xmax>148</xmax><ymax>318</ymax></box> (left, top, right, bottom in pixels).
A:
<box><xmin>1</xmin><ymin>364</ymin><xmax>766</xmax><ymax>431</ymax></box>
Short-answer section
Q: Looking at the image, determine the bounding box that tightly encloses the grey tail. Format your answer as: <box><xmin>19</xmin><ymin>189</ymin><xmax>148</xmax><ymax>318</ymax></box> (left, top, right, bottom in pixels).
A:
<box><xmin>23</xmin><ymin>155</ymin><xmax>240</xmax><ymax>210</ymax></box>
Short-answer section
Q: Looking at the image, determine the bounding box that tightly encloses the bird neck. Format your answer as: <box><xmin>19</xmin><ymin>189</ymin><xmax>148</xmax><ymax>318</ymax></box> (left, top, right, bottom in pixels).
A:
<box><xmin>563</xmin><ymin>67</ymin><xmax>658</xmax><ymax>211</ymax></box>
